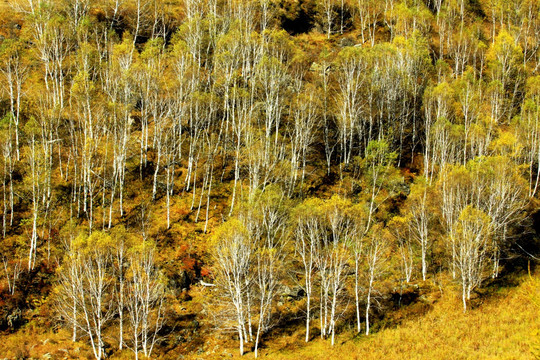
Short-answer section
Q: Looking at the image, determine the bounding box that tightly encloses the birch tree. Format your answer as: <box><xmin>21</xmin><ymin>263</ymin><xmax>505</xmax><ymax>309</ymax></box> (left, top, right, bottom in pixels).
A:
<box><xmin>335</xmin><ymin>46</ymin><xmax>366</xmax><ymax>167</ymax></box>
<box><xmin>317</xmin><ymin>0</ymin><xmax>338</xmax><ymax>38</ymax></box>
<box><xmin>364</xmin><ymin>223</ymin><xmax>390</xmax><ymax>335</ymax></box>
<box><xmin>355</xmin><ymin>0</ymin><xmax>383</xmax><ymax>46</ymax></box>
<box><xmin>388</xmin><ymin>216</ymin><xmax>414</xmax><ymax>283</ymax></box>
<box><xmin>322</xmin><ymin>195</ymin><xmax>354</xmax><ymax>346</ymax></box>
<box><xmin>0</xmin><ymin>39</ymin><xmax>28</xmax><ymax>161</ymax></box>
<box><xmin>288</xmin><ymin>83</ymin><xmax>319</xmax><ymax>195</ymax></box>
<box><xmin>55</xmin><ymin>231</ymin><xmax>116</xmax><ymax>360</ymax></box>
<box><xmin>293</xmin><ymin>198</ymin><xmax>322</xmax><ymax>343</ymax></box>
<box><xmin>124</xmin><ymin>241</ymin><xmax>166</xmax><ymax>359</ymax></box>
<box><xmin>23</xmin><ymin>118</ymin><xmax>48</xmax><ymax>270</ymax></box>
<box><xmin>212</xmin><ymin>219</ymin><xmax>254</xmax><ymax>356</ymax></box>
<box><xmin>241</xmin><ymin>188</ymin><xmax>288</xmax><ymax>357</ymax></box>
<box><xmin>452</xmin><ymin>206</ymin><xmax>492</xmax><ymax>311</ymax></box>
<box><xmin>404</xmin><ymin>177</ymin><xmax>434</xmax><ymax>281</ymax></box>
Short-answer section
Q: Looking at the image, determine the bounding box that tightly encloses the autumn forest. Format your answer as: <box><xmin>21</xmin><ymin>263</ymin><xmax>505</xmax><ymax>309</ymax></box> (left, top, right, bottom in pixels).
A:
<box><xmin>0</xmin><ymin>0</ymin><xmax>540</xmax><ymax>358</ymax></box>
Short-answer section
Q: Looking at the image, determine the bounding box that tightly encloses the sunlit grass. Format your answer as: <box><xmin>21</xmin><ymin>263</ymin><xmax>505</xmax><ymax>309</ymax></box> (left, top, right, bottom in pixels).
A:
<box><xmin>267</xmin><ymin>275</ymin><xmax>539</xmax><ymax>360</ymax></box>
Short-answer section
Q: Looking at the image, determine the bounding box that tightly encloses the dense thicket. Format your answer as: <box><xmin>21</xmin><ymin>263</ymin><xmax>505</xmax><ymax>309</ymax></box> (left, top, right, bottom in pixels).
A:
<box><xmin>0</xmin><ymin>0</ymin><xmax>539</xmax><ymax>358</ymax></box>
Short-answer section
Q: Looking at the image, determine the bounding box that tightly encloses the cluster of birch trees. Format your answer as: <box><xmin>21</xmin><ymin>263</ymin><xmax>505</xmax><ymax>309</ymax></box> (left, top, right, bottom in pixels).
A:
<box><xmin>55</xmin><ymin>228</ymin><xmax>165</xmax><ymax>359</ymax></box>
<box><xmin>0</xmin><ymin>0</ymin><xmax>539</xmax><ymax>357</ymax></box>
<box><xmin>211</xmin><ymin>146</ymin><xmax>529</xmax><ymax>355</ymax></box>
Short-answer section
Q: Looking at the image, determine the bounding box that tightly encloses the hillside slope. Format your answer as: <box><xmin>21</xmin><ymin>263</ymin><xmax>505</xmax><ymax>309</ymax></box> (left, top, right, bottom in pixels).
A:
<box><xmin>0</xmin><ymin>0</ymin><xmax>539</xmax><ymax>359</ymax></box>
<box><xmin>187</xmin><ymin>273</ymin><xmax>540</xmax><ymax>359</ymax></box>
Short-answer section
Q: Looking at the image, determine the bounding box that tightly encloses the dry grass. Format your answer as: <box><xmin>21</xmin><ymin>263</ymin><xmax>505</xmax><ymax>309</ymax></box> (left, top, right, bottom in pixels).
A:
<box><xmin>267</xmin><ymin>276</ymin><xmax>539</xmax><ymax>360</ymax></box>
<box><xmin>0</xmin><ymin>328</ymin><xmax>95</xmax><ymax>359</ymax></box>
